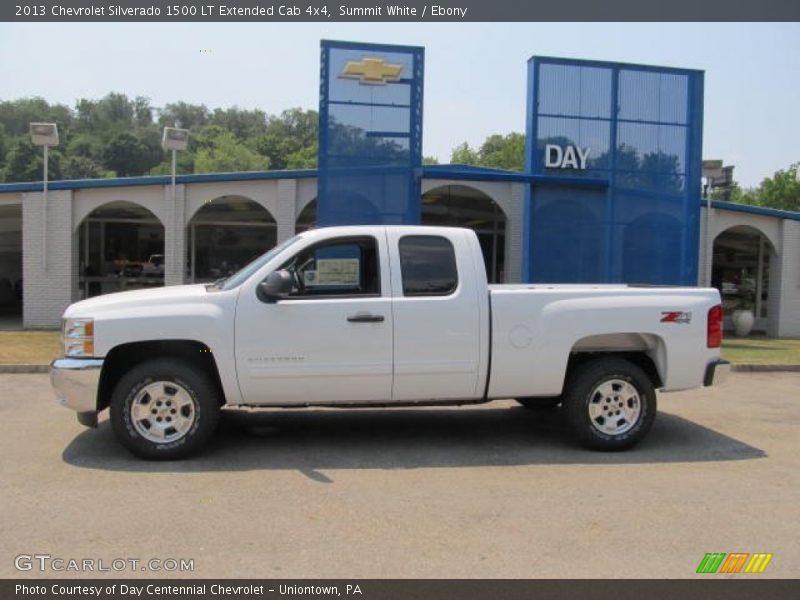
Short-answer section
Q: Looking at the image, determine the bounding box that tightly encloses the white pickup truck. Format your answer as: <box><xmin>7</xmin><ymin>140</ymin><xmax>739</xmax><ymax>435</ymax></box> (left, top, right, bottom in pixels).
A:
<box><xmin>52</xmin><ymin>225</ymin><xmax>729</xmax><ymax>459</ymax></box>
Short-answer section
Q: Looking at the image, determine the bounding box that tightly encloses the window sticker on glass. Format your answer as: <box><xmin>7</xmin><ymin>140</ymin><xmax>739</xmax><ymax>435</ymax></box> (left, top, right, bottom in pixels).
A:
<box><xmin>314</xmin><ymin>258</ymin><xmax>361</xmax><ymax>286</ymax></box>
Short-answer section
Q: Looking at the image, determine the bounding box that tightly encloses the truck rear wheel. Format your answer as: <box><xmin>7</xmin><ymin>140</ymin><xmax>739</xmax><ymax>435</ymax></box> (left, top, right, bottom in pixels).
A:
<box><xmin>563</xmin><ymin>357</ymin><xmax>656</xmax><ymax>451</ymax></box>
<box><xmin>109</xmin><ymin>359</ymin><xmax>220</xmax><ymax>460</ymax></box>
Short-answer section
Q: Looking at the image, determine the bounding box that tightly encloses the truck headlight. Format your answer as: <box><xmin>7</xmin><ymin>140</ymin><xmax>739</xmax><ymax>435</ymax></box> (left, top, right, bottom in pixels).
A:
<box><xmin>63</xmin><ymin>318</ymin><xmax>95</xmax><ymax>357</ymax></box>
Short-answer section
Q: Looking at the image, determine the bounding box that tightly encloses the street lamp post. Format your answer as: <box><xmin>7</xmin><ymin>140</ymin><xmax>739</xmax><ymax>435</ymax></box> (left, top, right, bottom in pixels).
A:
<box><xmin>161</xmin><ymin>126</ymin><xmax>190</xmax><ymax>281</ymax></box>
<box><xmin>30</xmin><ymin>123</ymin><xmax>59</xmax><ymax>272</ymax></box>
<box><xmin>162</xmin><ymin>125</ymin><xmax>189</xmax><ymax>195</ymax></box>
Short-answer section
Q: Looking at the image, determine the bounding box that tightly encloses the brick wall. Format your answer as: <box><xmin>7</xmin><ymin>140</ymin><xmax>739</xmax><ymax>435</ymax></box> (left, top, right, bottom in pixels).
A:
<box><xmin>22</xmin><ymin>190</ymin><xmax>74</xmax><ymax>329</ymax></box>
<box><xmin>773</xmin><ymin>219</ymin><xmax>800</xmax><ymax>337</ymax></box>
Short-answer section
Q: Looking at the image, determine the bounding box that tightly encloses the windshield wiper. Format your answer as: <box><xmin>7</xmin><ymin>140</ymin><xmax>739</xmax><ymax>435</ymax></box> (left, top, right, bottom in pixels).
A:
<box><xmin>206</xmin><ymin>277</ymin><xmax>228</xmax><ymax>290</ymax></box>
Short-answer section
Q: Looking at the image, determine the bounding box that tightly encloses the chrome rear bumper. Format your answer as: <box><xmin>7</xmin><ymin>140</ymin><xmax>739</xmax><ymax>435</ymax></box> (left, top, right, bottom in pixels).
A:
<box><xmin>50</xmin><ymin>358</ymin><xmax>104</xmax><ymax>427</ymax></box>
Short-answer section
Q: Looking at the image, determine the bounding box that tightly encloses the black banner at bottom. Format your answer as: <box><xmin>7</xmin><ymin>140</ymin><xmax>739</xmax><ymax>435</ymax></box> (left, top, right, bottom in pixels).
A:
<box><xmin>4</xmin><ymin>579</ymin><xmax>800</xmax><ymax>600</ymax></box>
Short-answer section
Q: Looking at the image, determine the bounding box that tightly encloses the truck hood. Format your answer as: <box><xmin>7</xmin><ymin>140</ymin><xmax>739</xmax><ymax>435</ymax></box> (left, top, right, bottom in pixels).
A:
<box><xmin>63</xmin><ymin>284</ymin><xmax>211</xmax><ymax>319</ymax></box>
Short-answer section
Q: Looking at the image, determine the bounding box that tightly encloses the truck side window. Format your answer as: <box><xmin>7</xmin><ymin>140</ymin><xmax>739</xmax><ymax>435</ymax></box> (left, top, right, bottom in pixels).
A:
<box><xmin>399</xmin><ymin>235</ymin><xmax>458</xmax><ymax>296</ymax></box>
<box><xmin>281</xmin><ymin>237</ymin><xmax>380</xmax><ymax>297</ymax></box>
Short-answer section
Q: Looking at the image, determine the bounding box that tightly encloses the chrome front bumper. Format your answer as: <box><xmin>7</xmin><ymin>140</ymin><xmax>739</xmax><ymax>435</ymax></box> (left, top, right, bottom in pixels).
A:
<box><xmin>50</xmin><ymin>358</ymin><xmax>104</xmax><ymax>427</ymax></box>
<box><xmin>704</xmin><ymin>359</ymin><xmax>731</xmax><ymax>386</ymax></box>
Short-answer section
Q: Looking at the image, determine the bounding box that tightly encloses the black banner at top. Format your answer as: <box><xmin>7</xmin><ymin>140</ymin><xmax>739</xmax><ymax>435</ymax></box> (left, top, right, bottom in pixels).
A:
<box><xmin>2</xmin><ymin>0</ymin><xmax>800</xmax><ymax>22</ymax></box>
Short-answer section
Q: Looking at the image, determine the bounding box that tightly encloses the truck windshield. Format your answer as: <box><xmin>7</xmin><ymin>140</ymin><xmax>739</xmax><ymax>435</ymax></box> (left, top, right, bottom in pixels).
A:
<box><xmin>214</xmin><ymin>235</ymin><xmax>303</xmax><ymax>291</ymax></box>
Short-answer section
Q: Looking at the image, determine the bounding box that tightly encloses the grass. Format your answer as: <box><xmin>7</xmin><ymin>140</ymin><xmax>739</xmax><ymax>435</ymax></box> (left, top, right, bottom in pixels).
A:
<box><xmin>721</xmin><ymin>336</ymin><xmax>800</xmax><ymax>365</ymax></box>
<box><xmin>1</xmin><ymin>331</ymin><xmax>799</xmax><ymax>366</ymax></box>
<box><xmin>0</xmin><ymin>331</ymin><xmax>61</xmax><ymax>365</ymax></box>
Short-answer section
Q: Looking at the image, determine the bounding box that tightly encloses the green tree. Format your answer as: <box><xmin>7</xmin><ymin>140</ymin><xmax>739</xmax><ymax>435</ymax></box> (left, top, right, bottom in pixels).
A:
<box><xmin>0</xmin><ymin>124</ymin><xmax>7</xmax><ymax>172</ymax></box>
<box><xmin>721</xmin><ymin>164</ymin><xmax>799</xmax><ymax>211</ymax></box>
<box><xmin>285</xmin><ymin>141</ymin><xmax>318</xmax><ymax>169</ymax></box>
<box><xmin>158</xmin><ymin>102</ymin><xmax>210</xmax><ymax>130</ymax></box>
<box><xmin>477</xmin><ymin>132</ymin><xmax>525</xmax><ymax>171</ymax></box>
<box><xmin>0</xmin><ymin>97</ymin><xmax>72</xmax><ymax>136</ymax></box>
<box><xmin>66</xmin><ymin>133</ymin><xmax>103</xmax><ymax>160</ymax></box>
<box><xmin>450</xmin><ymin>133</ymin><xmax>525</xmax><ymax>170</ymax></box>
<box><xmin>0</xmin><ymin>95</ymin><xmax>340</xmax><ymax>180</ymax></box>
<box><xmin>62</xmin><ymin>155</ymin><xmax>105</xmax><ymax>180</ymax></box>
<box><xmin>710</xmin><ymin>180</ymin><xmax>755</xmax><ymax>204</ymax></box>
<box><xmin>193</xmin><ymin>128</ymin><xmax>270</xmax><ymax>173</ymax></box>
<box><xmin>450</xmin><ymin>142</ymin><xmax>479</xmax><ymax>165</ymax></box>
<box><xmin>95</xmin><ymin>93</ymin><xmax>135</xmax><ymax>129</ymax></box>
<box><xmin>74</xmin><ymin>93</ymin><xmax>145</xmax><ymax>139</ymax></box>
<box><xmin>753</xmin><ymin>164</ymin><xmax>800</xmax><ymax>211</ymax></box>
<box><xmin>254</xmin><ymin>108</ymin><xmax>318</xmax><ymax>169</ymax></box>
<box><xmin>210</xmin><ymin>107</ymin><xmax>268</xmax><ymax>140</ymax></box>
<box><xmin>133</xmin><ymin>96</ymin><xmax>154</xmax><ymax>127</ymax></box>
<box><xmin>2</xmin><ymin>138</ymin><xmax>62</xmax><ymax>182</ymax></box>
<box><xmin>103</xmin><ymin>131</ymin><xmax>160</xmax><ymax>177</ymax></box>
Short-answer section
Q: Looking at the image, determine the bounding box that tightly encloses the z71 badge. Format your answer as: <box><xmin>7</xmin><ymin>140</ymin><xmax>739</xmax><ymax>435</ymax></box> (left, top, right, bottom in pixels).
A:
<box><xmin>661</xmin><ymin>311</ymin><xmax>692</xmax><ymax>324</ymax></box>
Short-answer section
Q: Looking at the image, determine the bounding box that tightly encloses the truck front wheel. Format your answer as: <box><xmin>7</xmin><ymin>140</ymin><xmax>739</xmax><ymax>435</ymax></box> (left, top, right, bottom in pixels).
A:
<box><xmin>109</xmin><ymin>359</ymin><xmax>221</xmax><ymax>460</ymax></box>
<box><xmin>563</xmin><ymin>357</ymin><xmax>656</xmax><ymax>451</ymax></box>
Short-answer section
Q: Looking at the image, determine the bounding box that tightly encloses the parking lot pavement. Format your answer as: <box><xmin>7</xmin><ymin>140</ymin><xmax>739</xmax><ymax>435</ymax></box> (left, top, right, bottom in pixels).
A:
<box><xmin>1</xmin><ymin>372</ymin><xmax>798</xmax><ymax>579</ymax></box>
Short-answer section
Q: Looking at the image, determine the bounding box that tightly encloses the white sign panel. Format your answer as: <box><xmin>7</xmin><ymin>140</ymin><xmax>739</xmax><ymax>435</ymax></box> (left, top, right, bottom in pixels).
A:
<box><xmin>305</xmin><ymin>259</ymin><xmax>361</xmax><ymax>287</ymax></box>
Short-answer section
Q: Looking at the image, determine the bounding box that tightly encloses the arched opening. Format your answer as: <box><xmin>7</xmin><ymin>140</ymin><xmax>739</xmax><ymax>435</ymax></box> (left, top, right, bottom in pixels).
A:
<box><xmin>712</xmin><ymin>225</ymin><xmax>776</xmax><ymax>331</ymax></box>
<box><xmin>187</xmin><ymin>195</ymin><xmax>276</xmax><ymax>283</ymax></box>
<box><xmin>421</xmin><ymin>185</ymin><xmax>507</xmax><ymax>283</ymax></box>
<box><xmin>77</xmin><ymin>201</ymin><xmax>164</xmax><ymax>299</ymax></box>
<box><xmin>296</xmin><ymin>198</ymin><xmax>317</xmax><ymax>233</ymax></box>
<box><xmin>0</xmin><ymin>203</ymin><xmax>22</xmax><ymax>326</ymax></box>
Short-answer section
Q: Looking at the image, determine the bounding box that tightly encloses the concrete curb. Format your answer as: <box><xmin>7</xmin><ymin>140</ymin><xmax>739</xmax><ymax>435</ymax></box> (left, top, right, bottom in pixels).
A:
<box><xmin>0</xmin><ymin>365</ymin><xmax>50</xmax><ymax>374</ymax></box>
<box><xmin>1</xmin><ymin>363</ymin><xmax>800</xmax><ymax>375</ymax></box>
<box><xmin>731</xmin><ymin>364</ymin><xmax>800</xmax><ymax>373</ymax></box>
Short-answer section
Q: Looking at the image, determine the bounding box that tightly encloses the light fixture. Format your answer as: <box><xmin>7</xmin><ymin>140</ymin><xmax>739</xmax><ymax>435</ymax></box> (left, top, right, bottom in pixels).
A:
<box><xmin>162</xmin><ymin>126</ymin><xmax>190</xmax><ymax>284</ymax></box>
<box><xmin>29</xmin><ymin>122</ymin><xmax>59</xmax><ymax>146</ymax></box>
<box><xmin>161</xmin><ymin>126</ymin><xmax>189</xmax><ymax>151</ymax></box>
<box><xmin>30</xmin><ymin>122</ymin><xmax>59</xmax><ymax>272</ymax></box>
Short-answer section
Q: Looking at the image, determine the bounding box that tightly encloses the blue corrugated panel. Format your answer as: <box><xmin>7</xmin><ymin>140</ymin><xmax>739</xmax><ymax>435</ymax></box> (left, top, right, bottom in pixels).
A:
<box><xmin>318</xmin><ymin>40</ymin><xmax>424</xmax><ymax>226</ymax></box>
<box><xmin>524</xmin><ymin>57</ymin><xmax>704</xmax><ymax>286</ymax></box>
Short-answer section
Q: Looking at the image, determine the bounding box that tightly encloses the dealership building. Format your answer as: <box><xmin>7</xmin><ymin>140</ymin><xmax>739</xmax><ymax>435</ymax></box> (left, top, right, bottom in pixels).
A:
<box><xmin>0</xmin><ymin>40</ymin><xmax>798</xmax><ymax>336</ymax></box>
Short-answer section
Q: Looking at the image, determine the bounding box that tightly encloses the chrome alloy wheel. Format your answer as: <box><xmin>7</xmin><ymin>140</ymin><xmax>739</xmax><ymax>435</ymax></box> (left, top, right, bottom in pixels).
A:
<box><xmin>130</xmin><ymin>381</ymin><xmax>196</xmax><ymax>443</ymax></box>
<box><xmin>587</xmin><ymin>379</ymin><xmax>642</xmax><ymax>436</ymax></box>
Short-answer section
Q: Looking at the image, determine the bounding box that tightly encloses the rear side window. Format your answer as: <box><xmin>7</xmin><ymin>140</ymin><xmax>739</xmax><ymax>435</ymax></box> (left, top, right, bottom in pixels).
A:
<box><xmin>399</xmin><ymin>235</ymin><xmax>458</xmax><ymax>296</ymax></box>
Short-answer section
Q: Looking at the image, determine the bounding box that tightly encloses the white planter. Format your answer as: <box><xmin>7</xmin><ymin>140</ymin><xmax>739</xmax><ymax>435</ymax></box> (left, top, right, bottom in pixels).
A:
<box><xmin>732</xmin><ymin>309</ymin><xmax>755</xmax><ymax>337</ymax></box>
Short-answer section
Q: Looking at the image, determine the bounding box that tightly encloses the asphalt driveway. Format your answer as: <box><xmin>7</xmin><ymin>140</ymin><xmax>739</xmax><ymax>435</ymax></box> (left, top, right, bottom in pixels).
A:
<box><xmin>1</xmin><ymin>372</ymin><xmax>797</xmax><ymax>578</ymax></box>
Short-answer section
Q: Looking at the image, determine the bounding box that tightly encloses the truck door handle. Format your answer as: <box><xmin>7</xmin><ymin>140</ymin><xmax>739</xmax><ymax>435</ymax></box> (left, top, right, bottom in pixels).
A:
<box><xmin>347</xmin><ymin>313</ymin><xmax>385</xmax><ymax>323</ymax></box>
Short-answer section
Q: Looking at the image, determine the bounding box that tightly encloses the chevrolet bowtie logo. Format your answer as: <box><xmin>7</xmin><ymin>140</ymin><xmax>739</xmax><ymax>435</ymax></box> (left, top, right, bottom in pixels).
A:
<box><xmin>340</xmin><ymin>57</ymin><xmax>404</xmax><ymax>85</ymax></box>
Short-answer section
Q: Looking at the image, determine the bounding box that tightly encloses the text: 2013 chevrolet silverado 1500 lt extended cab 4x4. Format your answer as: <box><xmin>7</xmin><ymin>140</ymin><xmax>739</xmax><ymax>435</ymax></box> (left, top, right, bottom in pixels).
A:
<box><xmin>51</xmin><ymin>226</ymin><xmax>729</xmax><ymax>459</ymax></box>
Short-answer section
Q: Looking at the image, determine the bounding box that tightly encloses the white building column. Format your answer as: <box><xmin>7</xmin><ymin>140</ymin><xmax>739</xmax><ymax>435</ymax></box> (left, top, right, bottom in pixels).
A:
<box><xmin>505</xmin><ymin>183</ymin><xmax>525</xmax><ymax>283</ymax></box>
<box><xmin>22</xmin><ymin>189</ymin><xmax>75</xmax><ymax>329</ymax></box>
<box><xmin>698</xmin><ymin>206</ymin><xmax>712</xmax><ymax>286</ymax></box>
<box><xmin>276</xmin><ymin>178</ymin><xmax>297</xmax><ymax>243</ymax></box>
<box><xmin>769</xmin><ymin>219</ymin><xmax>800</xmax><ymax>337</ymax></box>
<box><xmin>163</xmin><ymin>183</ymin><xmax>186</xmax><ymax>286</ymax></box>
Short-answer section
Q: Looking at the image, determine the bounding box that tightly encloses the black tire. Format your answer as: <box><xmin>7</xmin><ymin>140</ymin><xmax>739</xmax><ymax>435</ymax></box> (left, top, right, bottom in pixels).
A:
<box><xmin>563</xmin><ymin>357</ymin><xmax>656</xmax><ymax>451</ymax></box>
<box><xmin>110</xmin><ymin>359</ymin><xmax>221</xmax><ymax>460</ymax></box>
<box><xmin>515</xmin><ymin>397</ymin><xmax>562</xmax><ymax>410</ymax></box>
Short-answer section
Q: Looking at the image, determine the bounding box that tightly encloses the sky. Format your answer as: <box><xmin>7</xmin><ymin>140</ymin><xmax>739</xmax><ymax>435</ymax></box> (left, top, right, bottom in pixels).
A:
<box><xmin>0</xmin><ymin>22</ymin><xmax>798</xmax><ymax>187</ymax></box>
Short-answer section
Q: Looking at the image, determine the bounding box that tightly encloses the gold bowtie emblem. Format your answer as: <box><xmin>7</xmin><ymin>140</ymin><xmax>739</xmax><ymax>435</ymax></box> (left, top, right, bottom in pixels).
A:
<box><xmin>340</xmin><ymin>57</ymin><xmax>404</xmax><ymax>85</ymax></box>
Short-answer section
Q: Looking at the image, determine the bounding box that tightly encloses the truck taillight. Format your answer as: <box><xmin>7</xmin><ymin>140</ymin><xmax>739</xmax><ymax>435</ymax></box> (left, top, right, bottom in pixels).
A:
<box><xmin>707</xmin><ymin>305</ymin><xmax>723</xmax><ymax>348</ymax></box>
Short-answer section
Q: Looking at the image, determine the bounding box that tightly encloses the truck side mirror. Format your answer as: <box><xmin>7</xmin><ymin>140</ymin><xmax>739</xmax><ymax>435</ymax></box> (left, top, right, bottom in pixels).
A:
<box><xmin>257</xmin><ymin>270</ymin><xmax>293</xmax><ymax>303</ymax></box>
